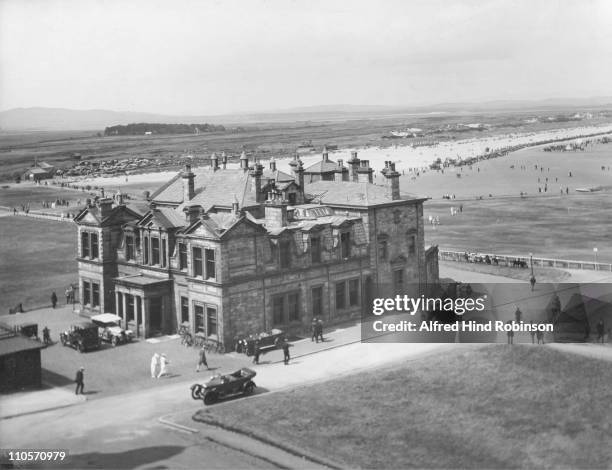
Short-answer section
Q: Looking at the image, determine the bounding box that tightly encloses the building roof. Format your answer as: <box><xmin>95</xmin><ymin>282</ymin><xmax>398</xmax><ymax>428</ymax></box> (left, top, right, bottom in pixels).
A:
<box><xmin>27</xmin><ymin>168</ymin><xmax>51</xmax><ymax>175</ymax></box>
<box><xmin>262</xmin><ymin>169</ymin><xmax>295</xmax><ymax>183</ymax></box>
<box><xmin>303</xmin><ymin>159</ymin><xmax>341</xmax><ymax>174</ymax></box>
<box><xmin>0</xmin><ymin>336</ymin><xmax>45</xmax><ymax>356</ymax></box>
<box><xmin>305</xmin><ymin>181</ymin><xmax>425</xmax><ymax>207</ymax></box>
<box><xmin>152</xmin><ymin>168</ymin><xmax>260</xmax><ymax>211</ymax></box>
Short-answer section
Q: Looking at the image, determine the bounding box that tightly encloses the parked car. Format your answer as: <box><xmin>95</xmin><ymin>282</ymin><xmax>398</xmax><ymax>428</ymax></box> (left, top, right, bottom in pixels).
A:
<box><xmin>235</xmin><ymin>329</ymin><xmax>284</xmax><ymax>356</ymax></box>
<box><xmin>91</xmin><ymin>313</ymin><xmax>133</xmax><ymax>346</ymax></box>
<box><xmin>59</xmin><ymin>321</ymin><xmax>101</xmax><ymax>352</ymax></box>
<box><xmin>191</xmin><ymin>368</ymin><xmax>257</xmax><ymax>405</ymax></box>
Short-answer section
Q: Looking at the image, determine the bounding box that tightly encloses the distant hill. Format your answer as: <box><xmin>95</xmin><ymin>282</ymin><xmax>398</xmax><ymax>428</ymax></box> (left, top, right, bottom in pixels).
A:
<box><xmin>1</xmin><ymin>97</ymin><xmax>611</xmax><ymax>131</ymax></box>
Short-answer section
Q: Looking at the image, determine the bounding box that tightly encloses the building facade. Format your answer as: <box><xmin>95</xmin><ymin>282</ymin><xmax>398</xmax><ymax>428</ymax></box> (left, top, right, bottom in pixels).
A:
<box><xmin>74</xmin><ymin>151</ymin><xmax>439</xmax><ymax>347</ymax></box>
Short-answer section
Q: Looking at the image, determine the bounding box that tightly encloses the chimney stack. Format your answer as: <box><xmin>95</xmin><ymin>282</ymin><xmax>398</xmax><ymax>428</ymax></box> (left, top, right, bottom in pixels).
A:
<box><xmin>265</xmin><ymin>195</ymin><xmax>288</xmax><ymax>229</ymax></box>
<box><xmin>98</xmin><ymin>197</ymin><xmax>113</xmax><ymax>219</ymax></box>
<box><xmin>269</xmin><ymin>158</ymin><xmax>277</xmax><ymax>172</ymax></box>
<box><xmin>357</xmin><ymin>159</ymin><xmax>374</xmax><ymax>184</ymax></box>
<box><xmin>348</xmin><ymin>151</ymin><xmax>360</xmax><ymax>182</ymax></box>
<box><xmin>116</xmin><ymin>191</ymin><xmax>124</xmax><ymax>206</ymax></box>
<box><xmin>335</xmin><ymin>159</ymin><xmax>345</xmax><ymax>183</ymax></box>
<box><xmin>322</xmin><ymin>146</ymin><xmax>329</xmax><ymax>162</ymax></box>
<box><xmin>250</xmin><ymin>162</ymin><xmax>264</xmax><ymax>202</ymax></box>
<box><xmin>183</xmin><ymin>205</ymin><xmax>200</xmax><ymax>225</ymax></box>
<box><xmin>222</xmin><ymin>152</ymin><xmax>227</xmax><ymax>170</ymax></box>
<box><xmin>383</xmin><ymin>161</ymin><xmax>401</xmax><ymax>200</ymax></box>
<box><xmin>232</xmin><ymin>194</ymin><xmax>240</xmax><ymax>215</ymax></box>
<box><xmin>181</xmin><ymin>163</ymin><xmax>195</xmax><ymax>201</ymax></box>
<box><xmin>240</xmin><ymin>151</ymin><xmax>249</xmax><ymax>171</ymax></box>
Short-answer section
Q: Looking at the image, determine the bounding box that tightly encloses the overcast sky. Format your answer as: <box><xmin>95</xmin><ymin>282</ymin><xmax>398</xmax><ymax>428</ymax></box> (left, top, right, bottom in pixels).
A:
<box><xmin>1</xmin><ymin>0</ymin><xmax>611</xmax><ymax>115</ymax></box>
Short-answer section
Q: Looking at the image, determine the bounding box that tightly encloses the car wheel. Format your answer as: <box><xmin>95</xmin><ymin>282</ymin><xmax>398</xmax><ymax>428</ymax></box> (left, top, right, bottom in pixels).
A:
<box><xmin>203</xmin><ymin>392</ymin><xmax>218</xmax><ymax>405</ymax></box>
<box><xmin>191</xmin><ymin>385</ymin><xmax>203</xmax><ymax>400</ymax></box>
<box><xmin>111</xmin><ymin>336</ymin><xmax>118</xmax><ymax>347</ymax></box>
<box><xmin>244</xmin><ymin>382</ymin><xmax>255</xmax><ymax>396</ymax></box>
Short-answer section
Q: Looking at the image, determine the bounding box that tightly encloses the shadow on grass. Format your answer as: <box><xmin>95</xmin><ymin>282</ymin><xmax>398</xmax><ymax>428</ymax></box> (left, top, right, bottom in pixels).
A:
<box><xmin>69</xmin><ymin>445</ymin><xmax>185</xmax><ymax>469</ymax></box>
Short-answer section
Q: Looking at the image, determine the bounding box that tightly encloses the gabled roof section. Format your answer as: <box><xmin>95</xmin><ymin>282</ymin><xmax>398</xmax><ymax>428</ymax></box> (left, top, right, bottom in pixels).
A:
<box><xmin>262</xmin><ymin>169</ymin><xmax>295</xmax><ymax>183</ymax></box>
<box><xmin>74</xmin><ymin>204</ymin><xmax>144</xmax><ymax>227</ymax></box>
<box><xmin>303</xmin><ymin>159</ymin><xmax>341</xmax><ymax>174</ymax></box>
<box><xmin>137</xmin><ymin>207</ymin><xmax>186</xmax><ymax>230</ymax></box>
<box><xmin>153</xmin><ymin>168</ymin><xmax>258</xmax><ymax>211</ymax></box>
<box><xmin>305</xmin><ymin>181</ymin><xmax>426</xmax><ymax>207</ymax></box>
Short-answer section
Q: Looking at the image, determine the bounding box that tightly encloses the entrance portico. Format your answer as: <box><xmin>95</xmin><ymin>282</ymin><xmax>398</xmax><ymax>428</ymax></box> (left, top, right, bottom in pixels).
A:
<box><xmin>113</xmin><ymin>275</ymin><xmax>173</xmax><ymax>338</ymax></box>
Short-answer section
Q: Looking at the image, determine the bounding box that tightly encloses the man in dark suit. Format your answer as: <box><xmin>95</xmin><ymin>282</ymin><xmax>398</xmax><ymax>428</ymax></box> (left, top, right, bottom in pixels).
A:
<box><xmin>75</xmin><ymin>367</ymin><xmax>85</xmax><ymax>395</ymax></box>
<box><xmin>282</xmin><ymin>340</ymin><xmax>290</xmax><ymax>365</ymax></box>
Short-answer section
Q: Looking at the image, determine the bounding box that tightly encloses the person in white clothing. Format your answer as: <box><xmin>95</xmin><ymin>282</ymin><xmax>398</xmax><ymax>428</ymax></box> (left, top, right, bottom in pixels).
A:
<box><xmin>150</xmin><ymin>353</ymin><xmax>160</xmax><ymax>378</ymax></box>
<box><xmin>157</xmin><ymin>354</ymin><xmax>170</xmax><ymax>378</ymax></box>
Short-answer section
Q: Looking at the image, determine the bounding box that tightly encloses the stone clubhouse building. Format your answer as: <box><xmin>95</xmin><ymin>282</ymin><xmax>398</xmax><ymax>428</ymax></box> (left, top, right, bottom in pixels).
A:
<box><xmin>74</xmin><ymin>149</ymin><xmax>439</xmax><ymax>347</ymax></box>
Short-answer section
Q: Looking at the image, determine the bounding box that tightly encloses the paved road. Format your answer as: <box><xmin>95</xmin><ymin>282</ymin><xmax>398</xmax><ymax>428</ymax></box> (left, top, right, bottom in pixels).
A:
<box><xmin>0</xmin><ymin>319</ymin><xmax>456</xmax><ymax>468</ymax></box>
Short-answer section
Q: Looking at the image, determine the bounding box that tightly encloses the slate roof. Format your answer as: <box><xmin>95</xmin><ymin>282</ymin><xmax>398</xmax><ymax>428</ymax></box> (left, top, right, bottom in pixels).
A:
<box><xmin>303</xmin><ymin>159</ymin><xmax>342</xmax><ymax>174</ymax></box>
<box><xmin>75</xmin><ymin>204</ymin><xmax>146</xmax><ymax>226</ymax></box>
<box><xmin>152</xmin><ymin>168</ymin><xmax>259</xmax><ymax>211</ymax></box>
<box><xmin>305</xmin><ymin>181</ymin><xmax>425</xmax><ymax>207</ymax></box>
<box><xmin>262</xmin><ymin>169</ymin><xmax>295</xmax><ymax>183</ymax></box>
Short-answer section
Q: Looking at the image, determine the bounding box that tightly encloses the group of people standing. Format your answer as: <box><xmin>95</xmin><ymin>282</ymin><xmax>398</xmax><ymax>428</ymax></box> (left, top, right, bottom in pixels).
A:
<box><xmin>311</xmin><ymin>318</ymin><xmax>324</xmax><ymax>343</ymax></box>
<box><xmin>150</xmin><ymin>353</ymin><xmax>170</xmax><ymax>378</ymax></box>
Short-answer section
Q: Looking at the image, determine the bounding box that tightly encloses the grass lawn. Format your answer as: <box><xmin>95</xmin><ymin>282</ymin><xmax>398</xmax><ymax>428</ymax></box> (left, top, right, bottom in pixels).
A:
<box><xmin>0</xmin><ymin>216</ymin><xmax>77</xmax><ymax>309</ymax></box>
<box><xmin>424</xmin><ymin>193</ymin><xmax>612</xmax><ymax>263</ymax></box>
<box><xmin>439</xmin><ymin>260</ymin><xmax>571</xmax><ymax>283</ymax></box>
<box><xmin>194</xmin><ymin>345</ymin><xmax>612</xmax><ymax>469</ymax></box>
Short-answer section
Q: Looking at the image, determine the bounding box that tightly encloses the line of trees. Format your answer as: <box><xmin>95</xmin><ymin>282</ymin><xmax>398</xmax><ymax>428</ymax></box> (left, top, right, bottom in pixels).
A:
<box><xmin>104</xmin><ymin>123</ymin><xmax>225</xmax><ymax>136</ymax></box>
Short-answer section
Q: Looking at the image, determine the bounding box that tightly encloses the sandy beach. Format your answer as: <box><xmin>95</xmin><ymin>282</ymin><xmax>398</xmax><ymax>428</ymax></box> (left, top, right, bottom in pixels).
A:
<box><xmin>70</xmin><ymin>123</ymin><xmax>612</xmax><ymax>190</ymax></box>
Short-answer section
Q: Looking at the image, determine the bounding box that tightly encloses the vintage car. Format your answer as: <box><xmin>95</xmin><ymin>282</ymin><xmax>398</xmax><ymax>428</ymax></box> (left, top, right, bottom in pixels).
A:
<box><xmin>59</xmin><ymin>321</ymin><xmax>101</xmax><ymax>352</ymax></box>
<box><xmin>235</xmin><ymin>329</ymin><xmax>284</xmax><ymax>356</ymax></box>
<box><xmin>91</xmin><ymin>313</ymin><xmax>134</xmax><ymax>346</ymax></box>
<box><xmin>191</xmin><ymin>368</ymin><xmax>257</xmax><ymax>405</ymax></box>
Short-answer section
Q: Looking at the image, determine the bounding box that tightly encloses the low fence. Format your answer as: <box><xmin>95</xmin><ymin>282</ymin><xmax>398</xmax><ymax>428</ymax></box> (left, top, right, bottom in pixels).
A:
<box><xmin>0</xmin><ymin>206</ymin><xmax>75</xmax><ymax>223</ymax></box>
<box><xmin>439</xmin><ymin>249</ymin><xmax>612</xmax><ymax>272</ymax></box>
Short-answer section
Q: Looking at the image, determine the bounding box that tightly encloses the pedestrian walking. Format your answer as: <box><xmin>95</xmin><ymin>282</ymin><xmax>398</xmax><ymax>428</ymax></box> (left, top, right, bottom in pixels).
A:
<box><xmin>282</xmin><ymin>340</ymin><xmax>290</xmax><ymax>365</ymax></box>
<box><xmin>311</xmin><ymin>318</ymin><xmax>318</xmax><ymax>342</ymax></box>
<box><xmin>596</xmin><ymin>320</ymin><xmax>605</xmax><ymax>344</ymax></box>
<box><xmin>536</xmin><ymin>329</ymin><xmax>545</xmax><ymax>344</ymax></box>
<box><xmin>157</xmin><ymin>353</ymin><xmax>170</xmax><ymax>378</ymax></box>
<box><xmin>43</xmin><ymin>326</ymin><xmax>51</xmax><ymax>345</ymax></box>
<box><xmin>317</xmin><ymin>318</ymin><xmax>324</xmax><ymax>342</ymax></box>
<box><xmin>196</xmin><ymin>346</ymin><xmax>209</xmax><ymax>371</ymax></box>
<box><xmin>150</xmin><ymin>353</ymin><xmax>160</xmax><ymax>378</ymax></box>
<box><xmin>75</xmin><ymin>367</ymin><xmax>85</xmax><ymax>395</ymax></box>
<box><xmin>529</xmin><ymin>321</ymin><xmax>536</xmax><ymax>344</ymax></box>
<box><xmin>253</xmin><ymin>340</ymin><xmax>260</xmax><ymax>365</ymax></box>
<box><xmin>51</xmin><ymin>291</ymin><xmax>58</xmax><ymax>309</ymax></box>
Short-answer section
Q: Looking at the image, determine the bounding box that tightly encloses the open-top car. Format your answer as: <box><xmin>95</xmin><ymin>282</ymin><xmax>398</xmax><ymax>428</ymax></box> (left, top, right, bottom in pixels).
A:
<box><xmin>191</xmin><ymin>367</ymin><xmax>256</xmax><ymax>405</ymax></box>
<box><xmin>235</xmin><ymin>328</ymin><xmax>284</xmax><ymax>356</ymax></box>
<box><xmin>60</xmin><ymin>321</ymin><xmax>101</xmax><ymax>352</ymax></box>
<box><xmin>91</xmin><ymin>313</ymin><xmax>134</xmax><ymax>346</ymax></box>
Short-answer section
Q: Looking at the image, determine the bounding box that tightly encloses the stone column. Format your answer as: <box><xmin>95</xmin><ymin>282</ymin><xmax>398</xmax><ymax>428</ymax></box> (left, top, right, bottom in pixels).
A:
<box><xmin>135</xmin><ymin>296</ymin><xmax>141</xmax><ymax>338</ymax></box>
<box><xmin>116</xmin><ymin>292</ymin><xmax>122</xmax><ymax>325</ymax></box>
<box><xmin>122</xmin><ymin>293</ymin><xmax>127</xmax><ymax>324</ymax></box>
<box><xmin>143</xmin><ymin>298</ymin><xmax>150</xmax><ymax>338</ymax></box>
